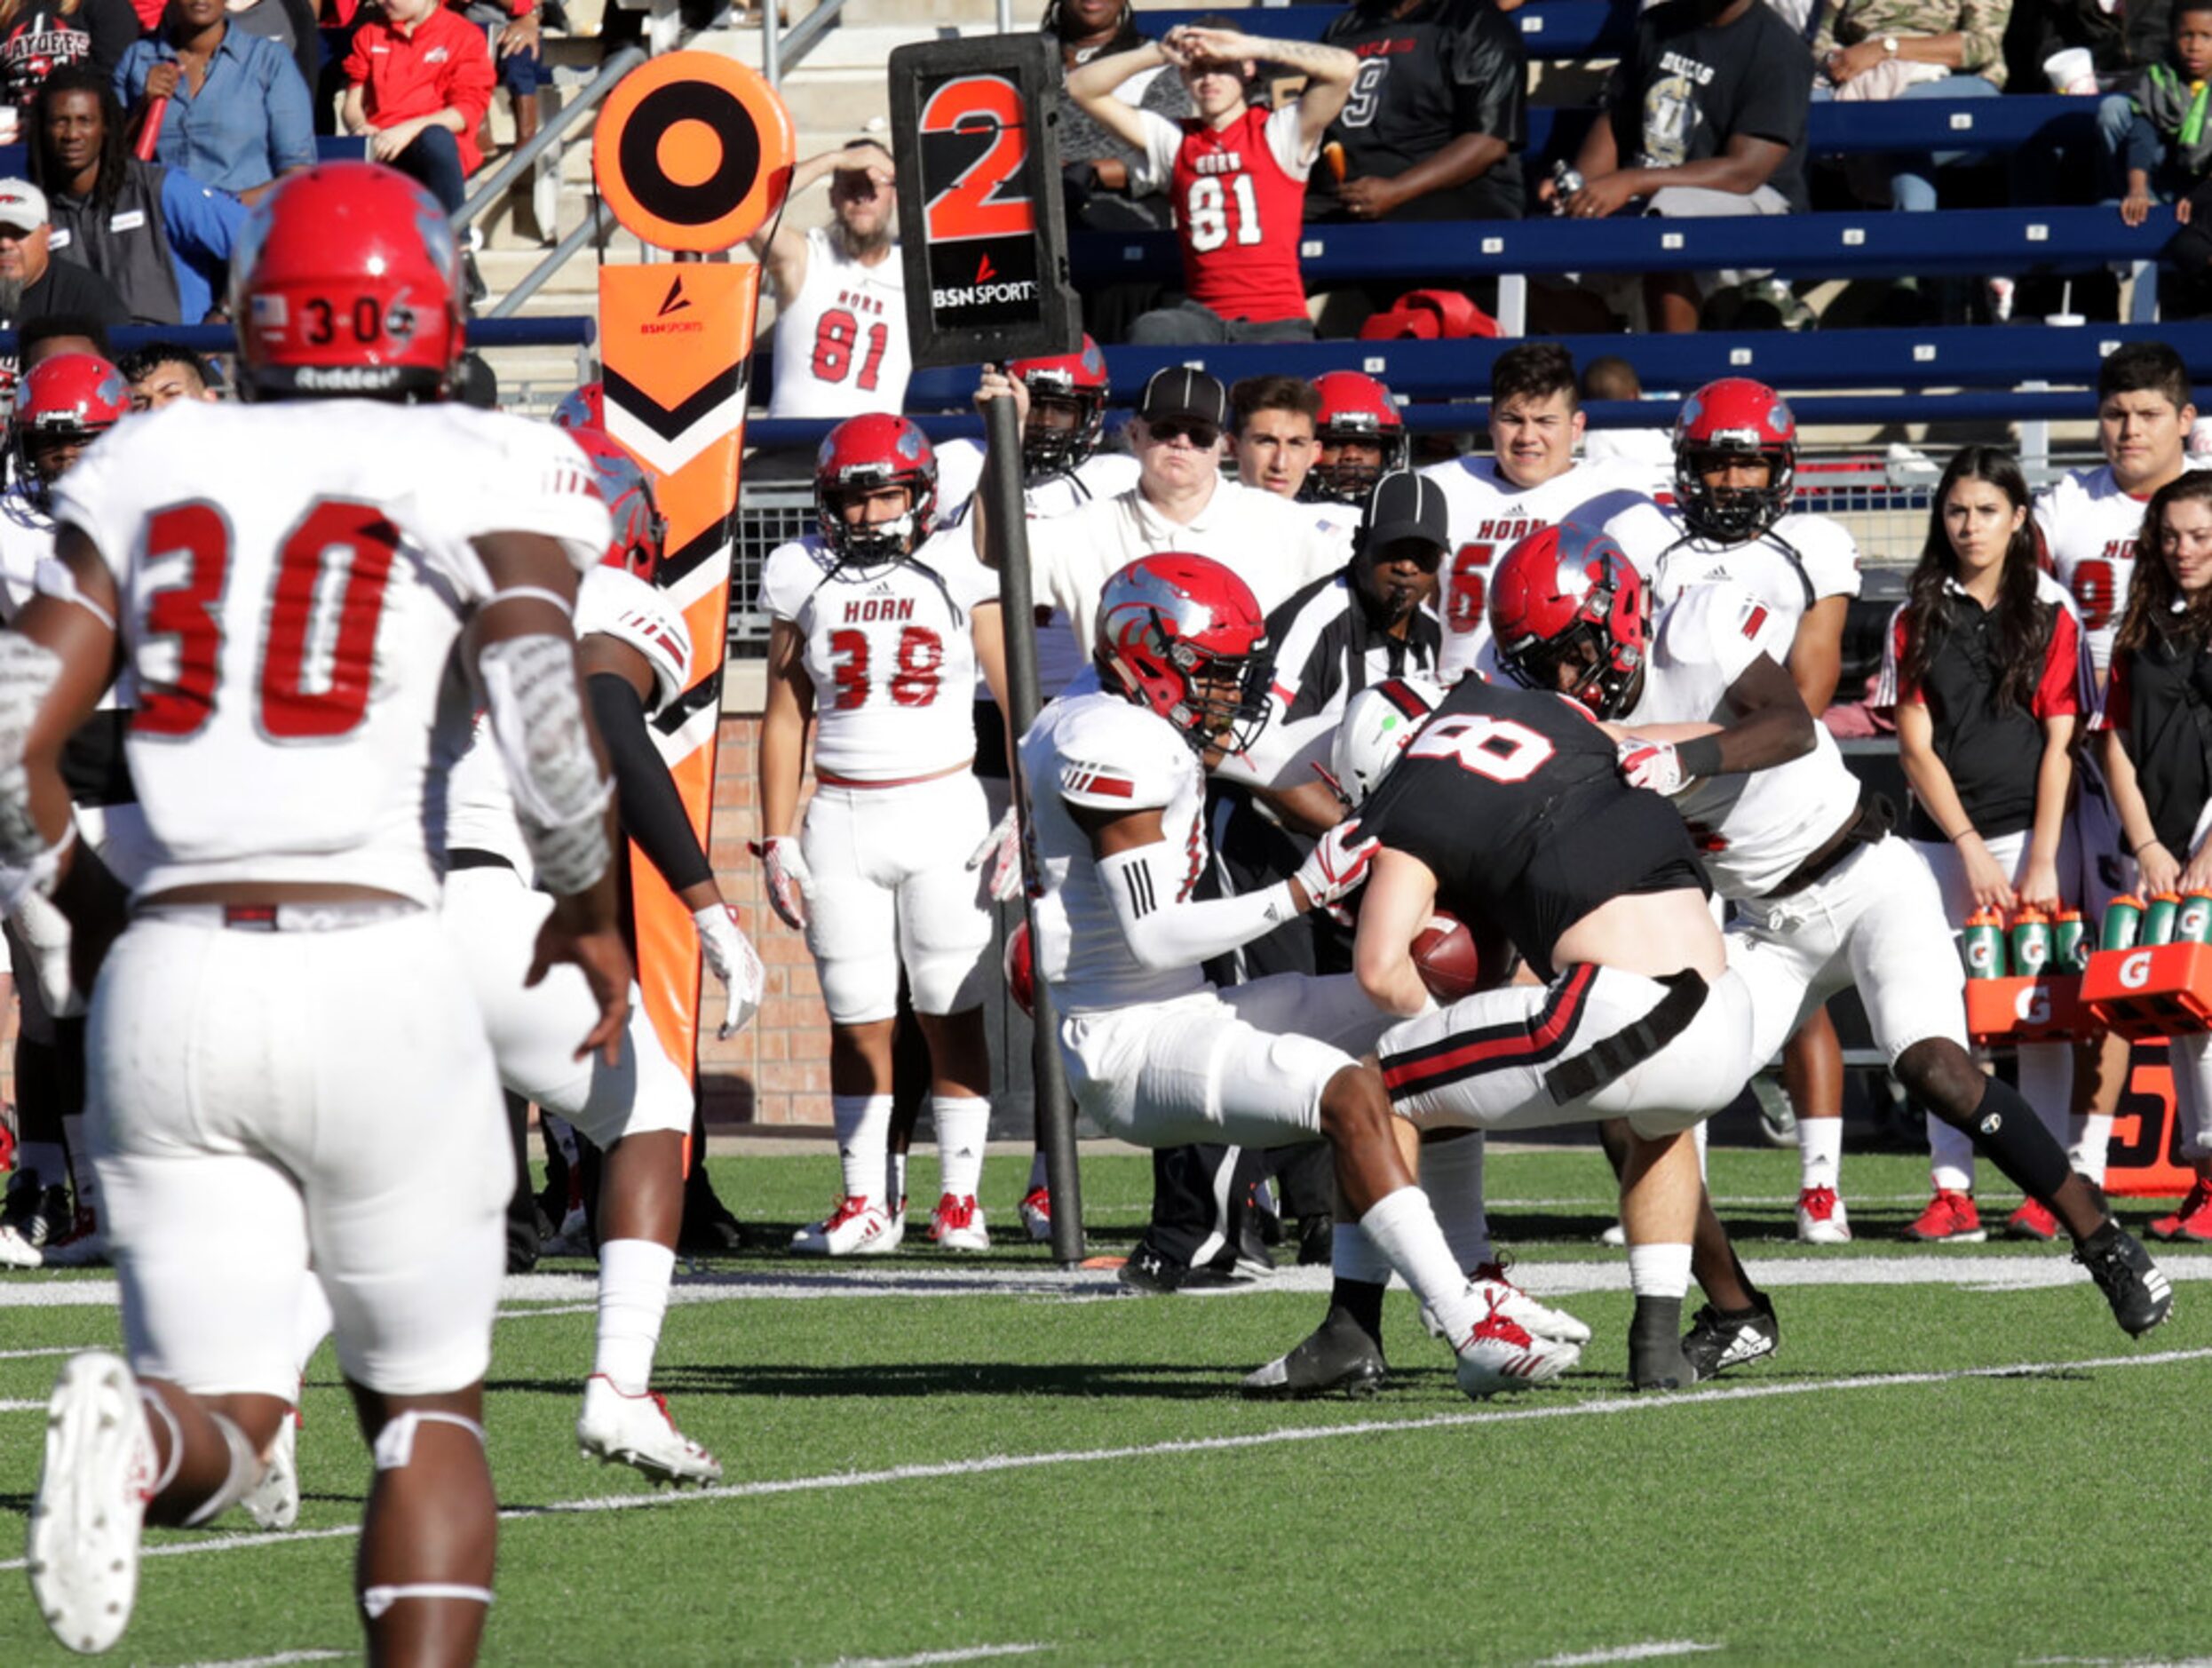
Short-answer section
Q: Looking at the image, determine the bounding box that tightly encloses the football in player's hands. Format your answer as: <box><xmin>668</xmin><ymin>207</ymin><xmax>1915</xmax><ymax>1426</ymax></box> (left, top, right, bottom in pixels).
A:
<box><xmin>1411</xmin><ymin>911</ymin><xmax>1484</xmax><ymax>1002</ymax></box>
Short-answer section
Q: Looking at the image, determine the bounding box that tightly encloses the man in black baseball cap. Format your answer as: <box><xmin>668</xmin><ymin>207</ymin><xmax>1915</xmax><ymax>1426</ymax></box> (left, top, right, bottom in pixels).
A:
<box><xmin>1137</xmin><ymin>364</ymin><xmax>1230</xmax><ymax>435</ymax></box>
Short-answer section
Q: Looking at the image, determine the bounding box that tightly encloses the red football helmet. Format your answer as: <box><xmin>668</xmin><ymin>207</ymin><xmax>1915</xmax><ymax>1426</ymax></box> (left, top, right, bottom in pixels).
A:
<box><xmin>553</xmin><ymin>380</ymin><xmax>605</xmax><ymax>433</ymax></box>
<box><xmin>1673</xmin><ymin>377</ymin><xmax>1796</xmax><ymax>543</ymax></box>
<box><xmin>1095</xmin><ymin>552</ymin><xmax>1272</xmax><ymax>755</ymax></box>
<box><xmin>1011</xmin><ymin>334</ymin><xmax>1109</xmax><ymax>475</ymax></box>
<box><xmin>567</xmin><ymin>427</ymin><xmax>665</xmax><ymax>582</ymax></box>
<box><xmin>13</xmin><ymin>352</ymin><xmax>130</xmax><ymax>501</ymax></box>
<box><xmin>229</xmin><ymin>161</ymin><xmax>466</xmax><ymax>403</ymax></box>
<box><xmin>1487</xmin><ymin>522</ymin><xmax>1649</xmax><ymax>719</ymax></box>
<box><xmin>1307</xmin><ymin>370</ymin><xmax>1407</xmax><ymax>504</ymax></box>
<box><xmin>814</xmin><ymin>412</ymin><xmax>937</xmax><ymax>568</ymax></box>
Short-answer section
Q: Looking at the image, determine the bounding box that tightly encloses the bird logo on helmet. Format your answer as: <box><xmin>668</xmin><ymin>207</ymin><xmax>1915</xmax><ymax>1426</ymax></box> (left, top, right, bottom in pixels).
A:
<box><xmin>1327</xmin><ymin>675</ymin><xmax>1444</xmax><ymax>809</ymax></box>
<box><xmin>1094</xmin><ymin>552</ymin><xmax>1273</xmax><ymax>757</ymax></box>
<box><xmin>1009</xmin><ymin>335</ymin><xmax>1109</xmax><ymax>477</ymax></box>
<box><xmin>1307</xmin><ymin>370</ymin><xmax>1407</xmax><ymax>504</ymax></box>
<box><xmin>814</xmin><ymin>412</ymin><xmax>938</xmax><ymax>570</ymax></box>
<box><xmin>1673</xmin><ymin>377</ymin><xmax>1796</xmax><ymax>544</ymax></box>
<box><xmin>566</xmin><ymin>427</ymin><xmax>666</xmax><ymax>583</ymax></box>
<box><xmin>553</xmin><ymin>380</ymin><xmax>605</xmax><ymax>433</ymax></box>
<box><xmin>228</xmin><ymin>161</ymin><xmax>466</xmax><ymax>404</ymax></box>
<box><xmin>12</xmin><ymin>351</ymin><xmax>130</xmax><ymax>508</ymax></box>
<box><xmin>1487</xmin><ymin>522</ymin><xmax>1649</xmax><ymax>719</ymax></box>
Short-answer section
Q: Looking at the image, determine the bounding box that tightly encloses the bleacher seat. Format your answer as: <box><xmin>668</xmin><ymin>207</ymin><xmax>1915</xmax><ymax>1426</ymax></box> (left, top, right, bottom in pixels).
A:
<box><xmin>1145</xmin><ymin>3</ymin><xmax>1632</xmax><ymax>60</ymax></box>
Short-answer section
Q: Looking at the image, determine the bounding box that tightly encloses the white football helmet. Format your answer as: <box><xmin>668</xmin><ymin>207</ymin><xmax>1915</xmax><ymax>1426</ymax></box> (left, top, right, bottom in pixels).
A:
<box><xmin>1328</xmin><ymin>676</ymin><xmax>1444</xmax><ymax>808</ymax></box>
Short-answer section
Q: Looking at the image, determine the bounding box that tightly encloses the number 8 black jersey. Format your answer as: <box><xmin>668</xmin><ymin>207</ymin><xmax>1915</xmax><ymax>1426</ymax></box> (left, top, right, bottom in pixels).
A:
<box><xmin>1358</xmin><ymin>678</ymin><xmax>1707</xmax><ymax>979</ymax></box>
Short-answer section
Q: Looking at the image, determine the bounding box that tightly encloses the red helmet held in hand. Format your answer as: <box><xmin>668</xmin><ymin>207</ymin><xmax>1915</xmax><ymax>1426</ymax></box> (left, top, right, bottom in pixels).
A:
<box><xmin>1487</xmin><ymin>522</ymin><xmax>1648</xmax><ymax>719</ymax></box>
<box><xmin>1307</xmin><ymin>370</ymin><xmax>1407</xmax><ymax>504</ymax></box>
<box><xmin>1673</xmin><ymin>377</ymin><xmax>1796</xmax><ymax>543</ymax></box>
<box><xmin>229</xmin><ymin>161</ymin><xmax>466</xmax><ymax>404</ymax></box>
<box><xmin>1095</xmin><ymin>552</ymin><xmax>1272</xmax><ymax>756</ymax></box>
<box><xmin>1010</xmin><ymin>335</ymin><xmax>1109</xmax><ymax>476</ymax></box>
<box><xmin>567</xmin><ymin>427</ymin><xmax>665</xmax><ymax>582</ymax></box>
<box><xmin>814</xmin><ymin>412</ymin><xmax>937</xmax><ymax>568</ymax></box>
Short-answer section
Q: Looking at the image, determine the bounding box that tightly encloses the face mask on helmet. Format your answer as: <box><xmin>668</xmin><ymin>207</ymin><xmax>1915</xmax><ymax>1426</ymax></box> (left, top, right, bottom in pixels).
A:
<box><xmin>1306</xmin><ymin>373</ymin><xmax>1407</xmax><ymax>505</ymax></box>
<box><xmin>1326</xmin><ymin>676</ymin><xmax>1443</xmax><ymax>808</ymax></box>
<box><xmin>12</xmin><ymin>352</ymin><xmax>129</xmax><ymax>505</ymax></box>
<box><xmin>1674</xmin><ymin>379</ymin><xmax>1796</xmax><ymax>544</ymax></box>
<box><xmin>1012</xmin><ymin>338</ymin><xmax>1109</xmax><ymax>478</ymax></box>
<box><xmin>1096</xmin><ymin>554</ymin><xmax>1273</xmax><ymax>758</ymax></box>
<box><xmin>1488</xmin><ymin>528</ymin><xmax>1648</xmax><ymax>720</ymax></box>
<box><xmin>815</xmin><ymin>415</ymin><xmax>938</xmax><ymax>569</ymax></box>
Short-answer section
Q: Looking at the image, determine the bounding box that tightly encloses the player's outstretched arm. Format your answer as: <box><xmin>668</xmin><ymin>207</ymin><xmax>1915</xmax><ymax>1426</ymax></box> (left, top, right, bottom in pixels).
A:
<box><xmin>470</xmin><ymin>531</ymin><xmax>632</xmax><ymax>1063</ymax></box>
<box><xmin>1617</xmin><ymin>652</ymin><xmax>1815</xmax><ymax>793</ymax></box>
<box><xmin>1352</xmin><ymin>847</ymin><xmax>1439</xmax><ymax>1018</ymax></box>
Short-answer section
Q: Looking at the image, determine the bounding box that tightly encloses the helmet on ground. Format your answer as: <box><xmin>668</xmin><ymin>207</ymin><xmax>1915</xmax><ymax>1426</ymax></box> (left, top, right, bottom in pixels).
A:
<box><xmin>1487</xmin><ymin>522</ymin><xmax>1648</xmax><ymax>719</ymax></box>
<box><xmin>1307</xmin><ymin>370</ymin><xmax>1407</xmax><ymax>504</ymax></box>
<box><xmin>1673</xmin><ymin>377</ymin><xmax>1796</xmax><ymax>543</ymax></box>
<box><xmin>1011</xmin><ymin>335</ymin><xmax>1109</xmax><ymax>476</ymax></box>
<box><xmin>229</xmin><ymin>161</ymin><xmax>466</xmax><ymax>403</ymax></box>
<box><xmin>567</xmin><ymin>427</ymin><xmax>665</xmax><ymax>582</ymax></box>
<box><xmin>1095</xmin><ymin>552</ymin><xmax>1272</xmax><ymax>755</ymax></box>
<box><xmin>1328</xmin><ymin>675</ymin><xmax>1444</xmax><ymax>808</ymax></box>
<box><xmin>814</xmin><ymin>412</ymin><xmax>937</xmax><ymax>568</ymax></box>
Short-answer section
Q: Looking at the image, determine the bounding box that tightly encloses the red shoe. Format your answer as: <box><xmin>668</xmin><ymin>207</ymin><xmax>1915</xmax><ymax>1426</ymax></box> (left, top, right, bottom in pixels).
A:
<box><xmin>1904</xmin><ymin>1188</ymin><xmax>1987</xmax><ymax>1243</ymax></box>
<box><xmin>1018</xmin><ymin>1186</ymin><xmax>1051</xmax><ymax>1243</ymax></box>
<box><xmin>2006</xmin><ymin>1197</ymin><xmax>2059</xmax><ymax>1242</ymax></box>
<box><xmin>2150</xmin><ymin>1180</ymin><xmax>2212</xmax><ymax>1242</ymax></box>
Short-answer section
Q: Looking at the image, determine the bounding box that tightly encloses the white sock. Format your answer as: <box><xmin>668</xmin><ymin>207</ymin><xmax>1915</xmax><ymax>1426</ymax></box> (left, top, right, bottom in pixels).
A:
<box><xmin>1930</xmin><ymin>1100</ymin><xmax>1977</xmax><ymax>1193</ymax></box>
<box><xmin>1626</xmin><ymin>1242</ymin><xmax>1693</xmax><ymax>1300</ymax></box>
<box><xmin>293</xmin><ymin>1277</ymin><xmax>335</xmax><ymax>1378</ymax></box>
<box><xmin>592</xmin><ymin>1238</ymin><xmax>676</xmax><ymax>1396</ymax></box>
<box><xmin>1359</xmin><ymin>1187</ymin><xmax>1480</xmax><ymax>1346</ymax></box>
<box><xmin>2065</xmin><ymin>1115</ymin><xmax>2112</xmax><ymax>1184</ymax></box>
<box><xmin>932</xmin><ymin>1095</ymin><xmax>989</xmax><ymax>1201</ymax></box>
<box><xmin>1417</xmin><ymin>1134</ymin><xmax>1493</xmax><ymax>1272</ymax></box>
<box><xmin>1330</xmin><ymin>1221</ymin><xmax>1395</xmax><ymax>1287</ymax></box>
<box><xmin>831</xmin><ymin>1094</ymin><xmax>892</xmax><ymax>1206</ymax></box>
<box><xmin>20</xmin><ymin>1140</ymin><xmax>66</xmax><ymax>1189</ymax></box>
<box><xmin>1798</xmin><ymin>1117</ymin><xmax>1843</xmax><ymax>1191</ymax></box>
<box><xmin>1027</xmin><ymin>1148</ymin><xmax>1048</xmax><ymax>1193</ymax></box>
<box><xmin>59</xmin><ymin>1115</ymin><xmax>97</xmax><ymax>1218</ymax></box>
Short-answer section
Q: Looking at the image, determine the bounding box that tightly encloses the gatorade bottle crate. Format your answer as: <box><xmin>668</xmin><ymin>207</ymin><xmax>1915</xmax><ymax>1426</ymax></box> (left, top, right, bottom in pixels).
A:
<box><xmin>2082</xmin><ymin>942</ymin><xmax>2212</xmax><ymax>1039</ymax></box>
<box><xmin>1966</xmin><ymin>974</ymin><xmax>2084</xmax><ymax>1044</ymax></box>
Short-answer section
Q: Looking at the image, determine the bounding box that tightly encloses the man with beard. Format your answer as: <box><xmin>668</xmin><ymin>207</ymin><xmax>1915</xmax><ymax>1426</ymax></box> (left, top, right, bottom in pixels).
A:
<box><xmin>0</xmin><ymin>177</ymin><xmax>125</xmax><ymax>394</ymax></box>
<box><xmin>752</xmin><ymin>139</ymin><xmax>910</xmax><ymax>421</ymax></box>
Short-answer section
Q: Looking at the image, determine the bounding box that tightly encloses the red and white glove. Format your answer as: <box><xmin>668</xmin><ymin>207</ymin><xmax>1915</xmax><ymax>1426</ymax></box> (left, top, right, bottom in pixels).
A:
<box><xmin>753</xmin><ymin>836</ymin><xmax>813</xmax><ymax>932</ymax></box>
<box><xmin>966</xmin><ymin>806</ymin><xmax>1024</xmax><ymax>902</ymax></box>
<box><xmin>693</xmin><ymin>902</ymin><xmax>766</xmax><ymax>1038</ymax></box>
<box><xmin>1294</xmin><ymin>819</ymin><xmax>1381</xmax><ymax>911</ymax></box>
<box><xmin>1617</xmin><ymin>738</ymin><xmax>1688</xmax><ymax>796</ymax></box>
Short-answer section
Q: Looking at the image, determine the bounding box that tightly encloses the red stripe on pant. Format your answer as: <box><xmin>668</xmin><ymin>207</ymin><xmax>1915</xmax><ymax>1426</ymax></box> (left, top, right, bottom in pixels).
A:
<box><xmin>1381</xmin><ymin>963</ymin><xmax>1598</xmax><ymax>1100</ymax></box>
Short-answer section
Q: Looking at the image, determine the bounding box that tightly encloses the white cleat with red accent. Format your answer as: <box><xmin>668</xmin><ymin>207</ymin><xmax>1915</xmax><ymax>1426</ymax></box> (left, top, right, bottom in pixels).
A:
<box><xmin>928</xmin><ymin>1193</ymin><xmax>990</xmax><ymax>1251</ymax></box>
<box><xmin>789</xmin><ymin>1195</ymin><xmax>899</xmax><ymax>1257</ymax></box>
<box><xmin>1453</xmin><ymin>1306</ymin><xmax>1581</xmax><ymax>1400</ymax></box>
<box><xmin>28</xmin><ymin>1351</ymin><xmax>156</xmax><ymax>1655</ymax></box>
<box><xmin>577</xmin><ymin>1376</ymin><xmax>721</xmax><ymax>1487</ymax></box>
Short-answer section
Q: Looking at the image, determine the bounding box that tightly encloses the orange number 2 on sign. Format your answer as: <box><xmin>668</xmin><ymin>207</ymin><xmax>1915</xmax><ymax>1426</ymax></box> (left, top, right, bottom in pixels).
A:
<box><xmin>918</xmin><ymin>75</ymin><xmax>1035</xmax><ymax>243</ymax></box>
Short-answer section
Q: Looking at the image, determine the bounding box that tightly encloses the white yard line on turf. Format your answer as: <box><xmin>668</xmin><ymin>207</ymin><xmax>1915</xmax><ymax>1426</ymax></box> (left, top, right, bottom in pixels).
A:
<box><xmin>827</xmin><ymin>1645</ymin><xmax>1048</xmax><ymax>1667</ymax></box>
<box><xmin>169</xmin><ymin>1651</ymin><xmax>349</xmax><ymax>1668</ymax></box>
<box><xmin>1533</xmin><ymin>1644</ymin><xmax>1723</xmax><ymax>1666</ymax></box>
<box><xmin>0</xmin><ymin>1397</ymin><xmax>42</xmax><ymax>1411</ymax></box>
<box><xmin>3</xmin><ymin>1346</ymin><xmax>2205</xmax><ymax>1577</ymax></box>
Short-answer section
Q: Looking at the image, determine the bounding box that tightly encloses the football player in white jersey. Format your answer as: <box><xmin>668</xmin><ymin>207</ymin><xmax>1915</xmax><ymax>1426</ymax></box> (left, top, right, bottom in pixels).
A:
<box><xmin>758</xmin><ymin>414</ymin><xmax>1006</xmax><ymax>1255</ymax></box>
<box><xmin>1422</xmin><ymin>342</ymin><xmax>1657</xmax><ymax>682</ymax></box>
<box><xmin>15</xmin><ymin>162</ymin><xmax>630</xmax><ymax>1663</ymax></box>
<box><xmin>2034</xmin><ymin>341</ymin><xmax>2201</xmax><ymax>1197</ymax></box>
<box><xmin>1025</xmin><ymin>551</ymin><xmax>1574</xmax><ymax>1397</ymax></box>
<box><xmin>1612</xmin><ymin>377</ymin><xmax>1866</xmax><ymax>1245</ymax></box>
<box><xmin>1525</xmin><ymin>536</ymin><xmax>2174</xmax><ymax>1359</ymax></box>
<box><xmin>0</xmin><ymin>352</ymin><xmax>134</xmax><ymax>1273</ymax></box>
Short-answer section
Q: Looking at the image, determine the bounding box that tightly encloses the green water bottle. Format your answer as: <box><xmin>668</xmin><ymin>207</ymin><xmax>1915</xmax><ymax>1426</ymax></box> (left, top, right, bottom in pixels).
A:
<box><xmin>2180</xmin><ymin>892</ymin><xmax>2212</xmax><ymax>944</ymax></box>
<box><xmin>1963</xmin><ymin>909</ymin><xmax>2007</xmax><ymax>979</ymax></box>
<box><xmin>2054</xmin><ymin>909</ymin><xmax>2089</xmax><ymax>973</ymax></box>
<box><xmin>2104</xmin><ymin>894</ymin><xmax>2145</xmax><ymax>950</ymax></box>
<box><xmin>2010</xmin><ymin>909</ymin><xmax>2052</xmax><ymax>977</ymax></box>
<box><xmin>2145</xmin><ymin>891</ymin><xmax>2183</xmax><ymax>946</ymax></box>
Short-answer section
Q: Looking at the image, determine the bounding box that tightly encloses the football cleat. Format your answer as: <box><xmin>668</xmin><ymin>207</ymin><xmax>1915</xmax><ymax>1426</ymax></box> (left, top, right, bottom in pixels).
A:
<box><xmin>0</xmin><ymin>1178</ymin><xmax>67</xmax><ymax>1269</ymax></box>
<box><xmin>1904</xmin><ymin>1188</ymin><xmax>1986</xmax><ymax>1243</ymax></box>
<box><xmin>40</xmin><ymin>1206</ymin><xmax>107</xmax><ymax>1269</ymax></box>
<box><xmin>1241</xmin><ymin>1307</ymin><xmax>1386</xmax><ymax>1401</ymax></box>
<box><xmin>789</xmin><ymin>1195</ymin><xmax>898</xmax><ymax>1257</ymax></box>
<box><xmin>1795</xmin><ymin>1186</ymin><xmax>1852</xmax><ymax>1245</ymax></box>
<box><xmin>927</xmin><ymin>1193</ymin><xmax>989</xmax><ymax>1252</ymax></box>
<box><xmin>1454</xmin><ymin>1304</ymin><xmax>1579</xmax><ymax>1399</ymax></box>
<box><xmin>2007</xmin><ymin>1197</ymin><xmax>2059</xmax><ymax>1242</ymax></box>
<box><xmin>1469</xmin><ymin>1259</ymin><xmax>1592</xmax><ymax>1345</ymax></box>
<box><xmin>1681</xmin><ymin>1298</ymin><xmax>1780</xmax><ymax>1379</ymax></box>
<box><xmin>576</xmin><ymin>1376</ymin><xmax>721</xmax><ymax>1487</ymax></box>
<box><xmin>2150</xmin><ymin>1179</ymin><xmax>2212</xmax><ymax>1242</ymax></box>
<box><xmin>1019</xmin><ymin>1186</ymin><xmax>1052</xmax><ymax>1243</ymax></box>
<box><xmin>1629</xmin><ymin>1332</ymin><xmax>1700</xmax><ymax>1394</ymax></box>
<box><xmin>1598</xmin><ymin>1221</ymin><xmax>1627</xmax><ymax>1248</ymax></box>
<box><xmin>28</xmin><ymin>1352</ymin><xmax>156</xmax><ymax>1656</ymax></box>
<box><xmin>2075</xmin><ymin>1228</ymin><xmax>2175</xmax><ymax>1338</ymax></box>
<box><xmin>240</xmin><ymin>1412</ymin><xmax>299</xmax><ymax>1532</ymax></box>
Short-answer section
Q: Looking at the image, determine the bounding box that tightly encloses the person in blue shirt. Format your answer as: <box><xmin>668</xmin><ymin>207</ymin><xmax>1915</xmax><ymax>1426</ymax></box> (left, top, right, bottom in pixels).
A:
<box><xmin>114</xmin><ymin>0</ymin><xmax>314</xmax><ymax>204</ymax></box>
<box><xmin>30</xmin><ymin>68</ymin><xmax>248</xmax><ymax>326</ymax></box>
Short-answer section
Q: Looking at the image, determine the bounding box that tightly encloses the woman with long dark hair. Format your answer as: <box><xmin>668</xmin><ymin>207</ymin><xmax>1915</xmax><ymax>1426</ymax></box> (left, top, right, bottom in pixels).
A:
<box><xmin>1878</xmin><ymin>444</ymin><xmax>2089</xmax><ymax>1242</ymax></box>
<box><xmin>2101</xmin><ymin>471</ymin><xmax>2212</xmax><ymax>1240</ymax></box>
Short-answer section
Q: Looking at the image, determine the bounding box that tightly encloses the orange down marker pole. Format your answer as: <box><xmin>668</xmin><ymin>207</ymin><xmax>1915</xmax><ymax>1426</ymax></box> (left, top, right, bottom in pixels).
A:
<box><xmin>593</xmin><ymin>53</ymin><xmax>793</xmax><ymax>1092</ymax></box>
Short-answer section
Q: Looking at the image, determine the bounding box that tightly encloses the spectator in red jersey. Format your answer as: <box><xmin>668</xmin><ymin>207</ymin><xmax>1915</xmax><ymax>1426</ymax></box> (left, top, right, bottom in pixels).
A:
<box><xmin>1069</xmin><ymin>19</ymin><xmax>1359</xmax><ymax>345</ymax></box>
<box><xmin>339</xmin><ymin>0</ymin><xmax>494</xmax><ymax>217</ymax></box>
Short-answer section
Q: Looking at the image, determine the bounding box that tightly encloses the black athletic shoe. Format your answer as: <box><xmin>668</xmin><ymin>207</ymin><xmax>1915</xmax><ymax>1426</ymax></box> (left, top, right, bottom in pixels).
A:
<box><xmin>1241</xmin><ymin>1307</ymin><xmax>1387</xmax><ymax>1400</ymax></box>
<box><xmin>0</xmin><ymin>1177</ymin><xmax>66</xmax><ymax>1268</ymax></box>
<box><xmin>677</xmin><ymin>1193</ymin><xmax>744</xmax><ymax>1257</ymax></box>
<box><xmin>2075</xmin><ymin>1227</ymin><xmax>2175</xmax><ymax>1338</ymax></box>
<box><xmin>1629</xmin><ymin>1335</ymin><xmax>1699</xmax><ymax>1393</ymax></box>
<box><xmin>1680</xmin><ymin>1299</ymin><xmax>1780</xmax><ymax>1379</ymax></box>
<box><xmin>1295</xmin><ymin>1214</ymin><xmax>1334</xmax><ymax>1267</ymax></box>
